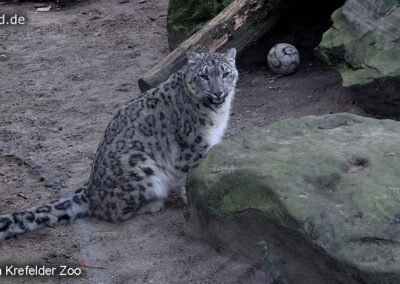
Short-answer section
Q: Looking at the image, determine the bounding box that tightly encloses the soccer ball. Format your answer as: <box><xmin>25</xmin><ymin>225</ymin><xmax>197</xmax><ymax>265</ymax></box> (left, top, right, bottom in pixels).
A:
<box><xmin>267</xmin><ymin>43</ymin><xmax>300</xmax><ymax>75</ymax></box>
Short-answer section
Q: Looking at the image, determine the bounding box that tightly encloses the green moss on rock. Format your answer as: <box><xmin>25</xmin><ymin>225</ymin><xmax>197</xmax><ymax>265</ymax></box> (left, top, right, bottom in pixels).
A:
<box><xmin>186</xmin><ymin>113</ymin><xmax>400</xmax><ymax>283</ymax></box>
<box><xmin>316</xmin><ymin>0</ymin><xmax>400</xmax><ymax>87</ymax></box>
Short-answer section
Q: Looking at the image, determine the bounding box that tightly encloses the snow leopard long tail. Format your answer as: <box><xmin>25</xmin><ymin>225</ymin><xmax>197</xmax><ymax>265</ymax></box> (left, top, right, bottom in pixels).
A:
<box><xmin>0</xmin><ymin>187</ymin><xmax>90</xmax><ymax>240</ymax></box>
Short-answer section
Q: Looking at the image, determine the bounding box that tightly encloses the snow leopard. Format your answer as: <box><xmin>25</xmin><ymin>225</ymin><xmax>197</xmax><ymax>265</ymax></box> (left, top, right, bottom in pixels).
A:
<box><xmin>0</xmin><ymin>48</ymin><xmax>238</xmax><ymax>239</ymax></box>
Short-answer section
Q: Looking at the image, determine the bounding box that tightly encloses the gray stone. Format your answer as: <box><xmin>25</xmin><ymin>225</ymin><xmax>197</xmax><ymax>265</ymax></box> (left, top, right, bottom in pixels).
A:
<box><xmin>186</xmin><ymin>113</ymin><xmax>400</xmax><ymax>283</ymax></box>
<box><xmin>316</xmin><ymin>0</ymin><xmax>400</xmax><ymax>117</ymax></box>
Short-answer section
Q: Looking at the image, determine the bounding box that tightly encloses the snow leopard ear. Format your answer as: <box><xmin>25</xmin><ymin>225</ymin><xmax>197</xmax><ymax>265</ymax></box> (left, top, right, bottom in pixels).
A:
<box><xmin>186</xmin><ymin>50</ymin><xmax>202</xmax><ymax>65</ymax></box>
<box><xmin>225</xmin><ymin>48</ymin><xmax>236</xmax><ymax>62</ymax></box>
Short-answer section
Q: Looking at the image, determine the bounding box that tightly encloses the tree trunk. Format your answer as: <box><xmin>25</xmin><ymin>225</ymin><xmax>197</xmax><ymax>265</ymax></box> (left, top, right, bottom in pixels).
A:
<box><xmin>138</xmin><ymin>0</ymin><xmax>284</xmax><ymax>92</ymax></box>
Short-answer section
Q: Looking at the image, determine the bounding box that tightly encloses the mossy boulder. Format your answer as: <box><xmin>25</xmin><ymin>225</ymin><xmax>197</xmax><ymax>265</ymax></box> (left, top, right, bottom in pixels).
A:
<box><xmin>186</xmin><ymin>113</ymin><xmax>400</xmax><ymax>283</ymax></box>
<box><xmin>167</xmin><ymin>0</ymin><xmax>234</xmax><ymax>50</ymax></box>
<box><xmin>316</xmin><ymin>0</ymin><xmax>400</xmax><ymax>116</ymax></box>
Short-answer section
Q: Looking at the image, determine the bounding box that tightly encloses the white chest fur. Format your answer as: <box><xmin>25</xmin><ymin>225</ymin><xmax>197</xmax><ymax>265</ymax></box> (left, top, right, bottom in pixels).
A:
<box><xmin>204</xmin><ymin>103</ymin><xmax>232</xmax><ymax>149</ymax></box>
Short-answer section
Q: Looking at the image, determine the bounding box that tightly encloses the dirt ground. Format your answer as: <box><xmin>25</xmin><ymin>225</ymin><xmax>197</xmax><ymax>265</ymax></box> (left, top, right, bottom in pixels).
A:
<box><xmin>0</xmin><ymin>0</ymin><xmax>365</xmax><ymax>283</ymax></box>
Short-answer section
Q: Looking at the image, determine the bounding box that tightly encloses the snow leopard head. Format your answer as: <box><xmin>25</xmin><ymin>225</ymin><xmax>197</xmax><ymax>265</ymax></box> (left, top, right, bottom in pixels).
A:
<box><xmin>185</xmin><ymin>48</ymin><xmax>238</xmax><ymax>110</ymax></box>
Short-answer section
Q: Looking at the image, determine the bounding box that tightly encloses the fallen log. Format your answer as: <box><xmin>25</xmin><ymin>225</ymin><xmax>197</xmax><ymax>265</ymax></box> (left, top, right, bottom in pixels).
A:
<box><xmin>138</xmin><ymin>0</ymin><xmax>284</xmax><ymax>92</ymax></box>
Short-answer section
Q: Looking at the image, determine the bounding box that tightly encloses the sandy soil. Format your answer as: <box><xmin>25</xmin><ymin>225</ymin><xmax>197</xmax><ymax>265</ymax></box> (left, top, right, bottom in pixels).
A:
<box><xmin>0</xmin><ymin>0</ymin><xmax>364</xmax><ymax>283</ymax></box>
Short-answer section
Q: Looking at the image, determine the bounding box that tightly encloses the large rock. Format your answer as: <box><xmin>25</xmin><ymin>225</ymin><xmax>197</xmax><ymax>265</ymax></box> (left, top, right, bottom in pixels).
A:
<box><xmin>167</xmin><ymin>0</ymin><xmax>234</xmax><ymax>50</ymax></box>
<box><xmin>186</xmin><ymin>113</ymin><xmax>400</xmax><ymax>283</ymax></box>
<box><xmin>316</xmin><ymin>0</ymin><xmax>400</xmax><ymax>116</ymax></box>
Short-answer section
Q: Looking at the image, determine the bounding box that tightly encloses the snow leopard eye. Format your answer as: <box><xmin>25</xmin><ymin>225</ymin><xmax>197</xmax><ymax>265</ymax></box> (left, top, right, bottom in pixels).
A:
<box><xmin>200</xmin><ymin>74</ymin><xmax>209</xmax><ymax>81</ymax></box>
<box><xmin>222</xmin><ymin>72</ymin><xmax>230</xmax><ymax>78</ymax></box>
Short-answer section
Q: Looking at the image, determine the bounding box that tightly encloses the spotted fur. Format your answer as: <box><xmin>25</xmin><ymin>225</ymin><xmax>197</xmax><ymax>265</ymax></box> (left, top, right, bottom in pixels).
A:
<box><xmin>0</xmin><ymin>48</ymin><xmax>238</xmax><ymax>239</ymax></box>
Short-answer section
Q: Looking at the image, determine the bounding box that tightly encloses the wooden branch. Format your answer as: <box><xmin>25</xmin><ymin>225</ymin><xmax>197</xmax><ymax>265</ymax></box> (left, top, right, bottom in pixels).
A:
<box><xmin>138</xmin><ymin>0</ymin><xmax>283</xmax><ymax>92</ymax></box>
<box><xmin>0</xmin><ymin>140</ymin><xmax>69</xmax><ymax>191</ymax></box>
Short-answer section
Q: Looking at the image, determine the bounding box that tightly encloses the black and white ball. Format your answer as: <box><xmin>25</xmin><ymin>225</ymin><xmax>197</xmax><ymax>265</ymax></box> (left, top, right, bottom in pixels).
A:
<box><xmin>267</xmin><ymin>43</ymin><xmax>300</xmax><ymax>75</ymax></box>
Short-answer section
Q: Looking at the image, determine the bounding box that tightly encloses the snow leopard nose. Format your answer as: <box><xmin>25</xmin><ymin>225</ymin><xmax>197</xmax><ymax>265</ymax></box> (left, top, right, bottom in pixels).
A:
<box><xmin>213</xmin><ymin>91</ymin><xmax>223</xmax><ymax>98</ymax></box>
